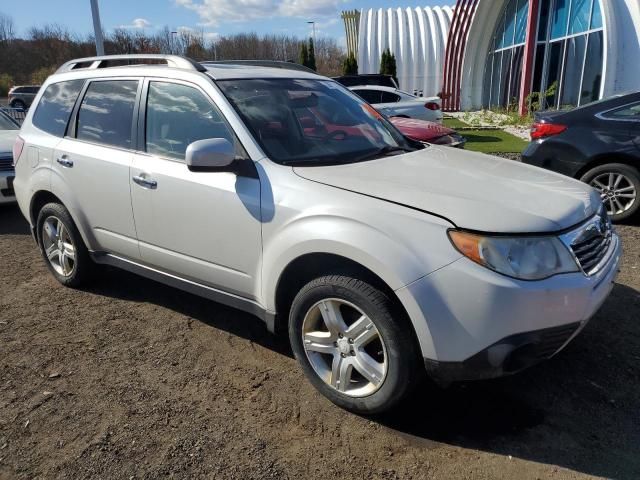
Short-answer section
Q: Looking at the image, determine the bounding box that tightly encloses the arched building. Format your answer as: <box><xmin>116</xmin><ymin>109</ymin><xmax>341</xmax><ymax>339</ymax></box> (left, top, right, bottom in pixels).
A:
<box><xmin>343</xmin><ymin>1</ymin><xmax>640</xmax><ymax>113</ymax></box>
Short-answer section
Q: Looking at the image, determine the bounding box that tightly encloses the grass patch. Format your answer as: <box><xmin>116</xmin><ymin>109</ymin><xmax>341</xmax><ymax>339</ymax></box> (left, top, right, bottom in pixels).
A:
<box><xmin>461</xmin><ymin>129</ymin><xmax>529</xmax><ymax>153</ymax></box>
<box><xmin>443</xmin><ymin>116</ymin><xmax>470</xmax><ymax>129</ymax></box>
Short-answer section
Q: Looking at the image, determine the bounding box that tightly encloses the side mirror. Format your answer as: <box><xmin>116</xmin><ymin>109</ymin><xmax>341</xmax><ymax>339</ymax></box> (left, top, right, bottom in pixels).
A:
<box><xmin>186</xmin><ymin>138</ymin><xmax>235</xmax><ymax>172</ymax></box>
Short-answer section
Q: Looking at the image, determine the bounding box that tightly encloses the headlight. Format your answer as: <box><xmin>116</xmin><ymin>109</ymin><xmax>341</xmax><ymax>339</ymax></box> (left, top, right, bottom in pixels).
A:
<box><xmin>448</xmin><ymin>230</ymin><xmax>579</xmax><ymax>280</ymax></box>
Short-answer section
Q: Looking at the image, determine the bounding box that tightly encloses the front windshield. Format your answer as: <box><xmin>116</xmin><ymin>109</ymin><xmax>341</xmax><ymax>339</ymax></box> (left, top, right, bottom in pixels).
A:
<box><xmin>0</xmin><ymin>112</ymin><xmax>18</xmax><ymax>130</ymax></box>
<box><xmin>217</xmin><ymin>78</ymin><xmax>415</xmax><ymax>165</ymax></box>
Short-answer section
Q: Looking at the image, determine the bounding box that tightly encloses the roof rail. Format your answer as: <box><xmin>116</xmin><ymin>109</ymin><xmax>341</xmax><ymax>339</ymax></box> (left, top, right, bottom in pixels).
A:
<box><xmin>201</xmin><ymin>60</ymin><xmax>316</xmax><ymax>74</ymax></box>
<box><xmin>56</xmin><ymin>54</ymin><xmax>207</xmax><ymax>73</ymax></box>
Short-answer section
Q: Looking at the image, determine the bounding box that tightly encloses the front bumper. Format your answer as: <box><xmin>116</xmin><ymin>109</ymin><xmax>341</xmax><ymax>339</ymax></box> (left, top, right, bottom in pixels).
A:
<box><xmin>396</xmin><ymin>232</ymin><xmax>621</xmax><ymax>382</ymax></box>
<box><xmin>0</xmin><ymin>170</ymin><xmax>16</xmax><ymax>204</ymax></box>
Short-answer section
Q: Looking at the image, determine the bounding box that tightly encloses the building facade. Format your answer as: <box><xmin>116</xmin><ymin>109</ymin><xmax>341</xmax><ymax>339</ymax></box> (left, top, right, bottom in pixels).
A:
<box><xmin>347</xmin><ymin>6</ymin><xmax>454</xmax><ymax>97</ymax></box>
<box><xmin>344</xmin><ymin>0</ymin><xmax>640</xmax><ymax>113</ymax></box>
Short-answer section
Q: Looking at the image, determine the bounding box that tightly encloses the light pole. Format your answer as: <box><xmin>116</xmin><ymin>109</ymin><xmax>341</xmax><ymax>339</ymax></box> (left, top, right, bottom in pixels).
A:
<box><xmin>170</xmin><ymin>31</ymin><xmax>177</xmax><ymax>55</ymax></box>
<box><xmin>89</xmin><ymin>0</ymin><xmax>105</xmax><ymax>56</ymax></box>
<box><xmin>307</xmin><ymin>21</ymin><xmax>316</xmax><ymax>45</ymax></box>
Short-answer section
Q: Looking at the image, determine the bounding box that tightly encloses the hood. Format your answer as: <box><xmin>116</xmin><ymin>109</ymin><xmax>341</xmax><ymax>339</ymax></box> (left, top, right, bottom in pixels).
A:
<box><xmin>293</xmin><ymin>147</ymin><xmax>600</xmax><ymax>233</ymax></box>
<box><xmin>0</xmin><ymin>130</ymin><xmax>18</xmax><ymax>156</ymax></box>
<box><xmin>389</xmin><ymin>117</ymin><xmax>455</xmax><ymax>142</ymax></box>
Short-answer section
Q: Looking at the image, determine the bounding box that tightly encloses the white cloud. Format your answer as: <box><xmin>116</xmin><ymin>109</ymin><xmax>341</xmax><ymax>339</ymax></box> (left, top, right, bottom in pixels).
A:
<box><xmin>118</xmin><ymin>18</ymin><xmax>152</xmax><ymax>29</ymax></box>
<box><xmin>175</xmin><ymin>0</ymin><xmax>345</xmax><ymax>26</ymax></box>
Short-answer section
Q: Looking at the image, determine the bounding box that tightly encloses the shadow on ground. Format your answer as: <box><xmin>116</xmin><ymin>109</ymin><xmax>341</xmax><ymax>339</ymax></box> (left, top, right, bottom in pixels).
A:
<box><xmin>0</xmin><ymin>205</ymin><xmax>30</xmax><ymax>235</ymax></box>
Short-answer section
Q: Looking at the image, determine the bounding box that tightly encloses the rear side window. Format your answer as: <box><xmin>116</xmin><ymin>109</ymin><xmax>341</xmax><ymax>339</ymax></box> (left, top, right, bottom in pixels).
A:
<box><xmin>76</xmin><ymin>80</ymin><xmax>138</xmax><ymax>149</ymax></box>
<box><xmin>27</xmin><ymin>87</ymin><xmax>40</xmax><ymax>94</ymax></box>
<box><xmin>32</xmin><ymin>80</ymin><xmax>84</xmax><ymax>137</ymax></box>
<box><xmin>380</xmin><ymin>91</ymin><xmax>401</xmax><ymax>103</ymax></box>
<box><xmin>354</xmin><ymin>89</ymin><xmax>382</xmax><ymax>104</ymax></box>
<box><xmin>604</xmin><ymin>102</ymin><xmax>640</xmax><ymax>120</ymax></box>
<box><xmin>145</xmin><ymin>81</ymin><xmax>236</xmax><ymax>161</ymax></box>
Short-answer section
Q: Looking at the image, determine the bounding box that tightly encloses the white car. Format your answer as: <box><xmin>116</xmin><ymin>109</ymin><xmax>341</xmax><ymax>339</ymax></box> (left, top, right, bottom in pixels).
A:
<box><xmin>13</xmin><ymin>55</ymin><xmax>620</xmax><ymax>415</ymax></box>
<box><xmin>349</xmin><ymin>85</ymin><xmax>443</xmax><ymax>123</ymax></box>
<box><xmin>0</xmin><ymin>110</ymin><xmax>19</xmax><ymax>204</ymax></box>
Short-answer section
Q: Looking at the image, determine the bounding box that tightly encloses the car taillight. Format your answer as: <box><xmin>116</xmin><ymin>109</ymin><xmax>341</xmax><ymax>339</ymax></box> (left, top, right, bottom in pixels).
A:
<box><xmin>530</xmin><ymin>122</ymin><xmax>567</xmax><ymax>140</ymax></box>
<box><xmin>425</xmin><ymin>102</ymin><xmax>440</xmax><ymax>111</ymax></box>
<box><xmin>12</xmin><ymin>136</ymin><xmax>25</xmax><ymax>167</ymax></box>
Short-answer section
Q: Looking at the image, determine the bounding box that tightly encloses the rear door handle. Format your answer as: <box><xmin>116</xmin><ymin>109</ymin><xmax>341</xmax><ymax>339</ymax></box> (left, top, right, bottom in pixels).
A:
<box><xmin>132</xmin><ymin>174</ymin><xmax>157</xmax><ymax>189</ymax></box>
<box><xmin>56</xmin><ymin>156</ymin><xmax>73</xmax><ymax>168</ymax></box>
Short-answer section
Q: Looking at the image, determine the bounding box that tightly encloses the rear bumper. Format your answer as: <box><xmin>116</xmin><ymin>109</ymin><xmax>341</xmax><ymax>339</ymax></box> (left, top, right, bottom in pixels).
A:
<box><xmin>0</xmin><ymin>170</ymin><xmax>16</xmax><ymax>204</ymax></box>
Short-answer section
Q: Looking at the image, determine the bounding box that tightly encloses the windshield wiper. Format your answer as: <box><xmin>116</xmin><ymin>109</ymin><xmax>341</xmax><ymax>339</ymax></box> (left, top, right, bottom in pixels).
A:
<box><xmin>350</xmin><ymin>145</ymin><xmax>413</xmax><ymax>163</ymax></box>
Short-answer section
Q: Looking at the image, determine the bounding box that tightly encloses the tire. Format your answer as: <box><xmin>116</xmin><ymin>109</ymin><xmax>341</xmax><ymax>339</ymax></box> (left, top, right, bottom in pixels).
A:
<box><xmin>36</xmin><ymin>202</ymin><xmax>94</xmax><ymax>287</ymax></box>
<box><xmin>580</xmin><ymin>163</ymin><xmax>640</xmax><ymax>222</ymax></box>
<box><xmin>10</xmin><ymin>99</ymin><xmax>25</xmax><ymax>110</ymax></box>
<box><xmin>289</xmin><ymin>275</ymin><xmax>421</xmax><ymax>415</ymax></box>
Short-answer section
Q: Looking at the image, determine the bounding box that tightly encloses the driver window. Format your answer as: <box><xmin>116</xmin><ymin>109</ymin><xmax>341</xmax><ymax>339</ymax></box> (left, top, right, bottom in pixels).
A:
<box><xmin>145</xmin><ymin>81</ymin><xmax>236</xmax><ymax>161</ymax></box>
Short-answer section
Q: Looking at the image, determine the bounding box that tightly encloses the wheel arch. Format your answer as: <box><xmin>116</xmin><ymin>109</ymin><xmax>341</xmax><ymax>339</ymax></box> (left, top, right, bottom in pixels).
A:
<box><xmin>574</xmin><ymin>153</ymin><xmax>640</xmax><ymax>180</ymax></box>
<box><xmin>29</xmin><ymin>190</ymin><xmax>93</xmax><ymax>248</ymax></box>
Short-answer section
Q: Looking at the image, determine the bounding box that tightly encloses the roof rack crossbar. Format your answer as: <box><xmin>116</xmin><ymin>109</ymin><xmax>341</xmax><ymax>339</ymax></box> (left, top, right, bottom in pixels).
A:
<box><xmin>56</xmin><ymin>54</ymin><xmax>206</xmax><ymax>73</ymax></box>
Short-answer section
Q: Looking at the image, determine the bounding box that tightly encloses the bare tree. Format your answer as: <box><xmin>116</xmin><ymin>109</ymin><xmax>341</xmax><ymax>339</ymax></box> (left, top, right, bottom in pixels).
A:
<box><xmin>0</xmin><ymin>12</ymin><xmax>15</xmax><ymax>43</ymax></box>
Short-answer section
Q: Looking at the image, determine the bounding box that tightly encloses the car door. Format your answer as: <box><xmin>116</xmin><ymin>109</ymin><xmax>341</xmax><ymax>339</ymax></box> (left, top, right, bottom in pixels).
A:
<box><xmin>130</xmin><ymin>79</ymin><xmax>261</xmax><ymax>299</ymax></box>
<box><xmin>52</xmin><ymin>78</ymin><xmax>141</xmax><ymax>260</ymax></box>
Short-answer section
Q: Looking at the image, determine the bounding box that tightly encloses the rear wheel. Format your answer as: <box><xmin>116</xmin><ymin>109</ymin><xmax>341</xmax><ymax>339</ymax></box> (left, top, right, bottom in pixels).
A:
<box><xmin>289</xmin><ymin>275</ymin><xmax>421</xmax><ymax>414</ymax></box>
<box><xmin>36</xmin><ymin>203</ymin><xmax>94</xmax><ymax>287</ymax></box>
<box><xmin>580</xmin><ymin>163</ymin><xmax>639</xmax><ymax>222</ymax></box>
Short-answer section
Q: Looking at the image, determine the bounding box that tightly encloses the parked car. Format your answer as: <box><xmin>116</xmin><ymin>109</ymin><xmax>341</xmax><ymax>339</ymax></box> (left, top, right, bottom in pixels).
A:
<box><xmin>389</xmin><ymin>116</ymin><xmax>465</xmax><ymax>147</ymax></box>
<box><xmin>8</xmin><ymin>85</ymin><xmax>40</xmax><ymax>110</ymax></box>
<box><xmin>349</xmin><ymin>85</ymin><xmax>442</xmax><ymax>123</ymax></box>
<box><xmin>0</xmin><ymin>109</ymin><xmax>19</xmax><ymax>204</ymax></box>
<box><xmin>333</xmin><ymin>74</ymin><xmax>398</xmax><ymax>89</ymax></box>
<box><xmin>522</xmin><ymin>92</ymin><xmax>640</xmax><ymax>222</ymax></box>
<box><xmin>14</xmin><ymin>55</ymin><xmax>621</xmax><ymax>415</ymax></box>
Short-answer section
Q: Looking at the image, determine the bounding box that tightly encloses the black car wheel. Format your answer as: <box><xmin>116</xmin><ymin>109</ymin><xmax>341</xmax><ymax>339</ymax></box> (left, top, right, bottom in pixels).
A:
<box><xmin>580</xmin><ymin>164</ymin><xmax>639</xmax><ymax>222</ymax></box>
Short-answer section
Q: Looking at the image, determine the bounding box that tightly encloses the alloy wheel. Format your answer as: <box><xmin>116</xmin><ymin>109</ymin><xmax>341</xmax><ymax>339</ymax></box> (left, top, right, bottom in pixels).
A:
<box><xmin>42</xmin><ymin>216</ymin><xmax>76</xmax><ymax>277</ymax></box>
<box><xmin>301</xmin><ymin>298</ymin><xmax>387</xmax><ymax>397</ymax></box>
<box><xmin>590</xmin><ymin>172</ymin><xmax>637</xmax><ymax>216</ymax></box>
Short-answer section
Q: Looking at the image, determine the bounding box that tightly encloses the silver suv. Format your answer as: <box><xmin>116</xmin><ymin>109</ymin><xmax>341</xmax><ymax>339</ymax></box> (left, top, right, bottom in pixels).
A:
<box><xmin>8</xmin><ymin>85</ymin><xmax>40</xmax><ymax>110</ymax></box>
<box><xmin>13</xmin><ymin>55</ymin><xmax>621</xmax><ymax>414</ymax></box>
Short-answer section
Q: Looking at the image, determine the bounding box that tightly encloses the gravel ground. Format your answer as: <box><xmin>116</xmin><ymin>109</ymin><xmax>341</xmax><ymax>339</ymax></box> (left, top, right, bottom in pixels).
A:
<box><xmin>1</xmin><ymin>204</ymin><xmax>639</xmax><ymax>480</ymax></box>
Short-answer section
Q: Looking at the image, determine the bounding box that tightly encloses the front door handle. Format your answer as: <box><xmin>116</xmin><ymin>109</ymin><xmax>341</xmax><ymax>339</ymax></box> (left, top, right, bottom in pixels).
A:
<box><xmin>56</xmin><ymin>156</ymin><xmax>74</xmax><ymax>168</ymax></box>
<box><xmin>132</xmin><ymin>174</ymin><xmax>157</xmax><ymax>189</ymax></box>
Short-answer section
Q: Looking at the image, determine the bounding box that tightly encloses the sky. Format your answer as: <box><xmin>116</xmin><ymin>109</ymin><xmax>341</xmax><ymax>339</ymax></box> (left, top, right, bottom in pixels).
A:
<box><xmin>2</xmin><ymin>0</ymin><xmax>454</xmax><ymax>47</ymax></box>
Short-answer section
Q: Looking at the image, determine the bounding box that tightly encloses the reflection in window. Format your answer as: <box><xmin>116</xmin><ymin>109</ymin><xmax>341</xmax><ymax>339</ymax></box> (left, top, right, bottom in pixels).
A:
<box><xmin>77</xmin><ymin>80</ymin><xmax>138</xmax><ymax>149</ymax></box>
<box><xmin>145</xmin><ymin>82</ymin><xmax>235</xmax><ymax>161</ymax></box>
<box><xmin>33</xmin><ymin>80</ymin><xmax>84</xmax><ymax>137</ymax></box>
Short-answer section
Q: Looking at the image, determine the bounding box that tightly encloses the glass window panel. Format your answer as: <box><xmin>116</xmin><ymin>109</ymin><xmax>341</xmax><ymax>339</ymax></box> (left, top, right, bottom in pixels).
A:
<box><xmin>551</xmin><ymin>0</ymin><xmax>570</xmax><ymax>39</ymax></box>
<box><xmin>490</xmin><ymin>51</ymin><xmax>502</xmax><ymax>108</ymax></box>
<box><xmin>515</xmin><ymin>0</ymin><xmax>529</xmax><ymax>44</ymax></box>
<box><xmin>559</xmin><ymin>34</ymin><xmax>587</xmax><ymax>108</ymax></box>
<box><xmin>544</xmin><ymin>40</ymin><xmax>564</xmax><ymax>108</ymax></box>
<box><xmin>77</xmin><ymin>80</ymin><xmax>138</xmax><ymax>149</ymax></box>
<box><xmin>495</xmin><ymin>9</ymin><xmax>506</xmax><ymax>49</ymax></box>
<box><xmin>590</xmin><ymin>0</ymin><xmax>602</xmax><ymax>29</ymax></box>
<box><xmin>604</xmin><ymin>102</ymin><xmax>640</xmax><ymax>119</ymax></box>
<box><xmin>32</xmin><ymin>80</ymin><xmax>84</xmax><ymax>137</ymax></box>
<box><xmin>580</xmin><ymin>30</ymin><xmax>603</xmax><ymax>104</ymax></box>
<box><xmin>504</xmin><ymin>0</ymin><xmax>517</xmax><ymax>48</ymax></box>
<box><xmin>509</xmin><ymin>46</ymin><xmax>525</xmax><ymax>109</ymax></box>
<box><xmin>537</xmin><ymin>0</ymin><xmax>550</xmax><ymax>41</ymax></box>
<box><xmin>482</xmin><ymin>54</ymin><xmax>493</xmax><ymax>107</ymax></box>
<box><xmin>569</xmin><ymin>0</ymin><xmax>592</xmax><ymax>34</ymax></box>
<box><xmin>146</xmin><ymin>82</ymin><xmax>235</xmax><ymax>161</ymax></box>
<box><xmin>532</xmin><ymin>43</ymin><xmax>547</xmax><ymax>95</ymax></box>
<box><xmin>500</xmin><ymin>49</ymin><xmax>513</xmax><ymax>107</ymax></box>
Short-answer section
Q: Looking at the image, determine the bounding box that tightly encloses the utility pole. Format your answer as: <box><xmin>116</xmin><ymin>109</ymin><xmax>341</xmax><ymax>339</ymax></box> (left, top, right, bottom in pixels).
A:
<box><xmin>307</xmin><ymin>21</ymin><xmax>316</xmax><ymax>45</ymax></box>
<box><xmin>89</xmin><ymin>0</ymin><xmax>105</xmax><ymax>56</ymax></box>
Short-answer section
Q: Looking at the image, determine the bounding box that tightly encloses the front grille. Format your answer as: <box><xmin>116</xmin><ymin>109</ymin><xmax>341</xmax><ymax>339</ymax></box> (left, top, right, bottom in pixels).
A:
<box><xmin>0</xmin><ymin>156</ymin><xmax>13</xmax><ymax>172</ymax></box>
<box><xmin>564</xmin><ymin>208</ymin><xmax>614</xmax><ymax>276</ymax></box>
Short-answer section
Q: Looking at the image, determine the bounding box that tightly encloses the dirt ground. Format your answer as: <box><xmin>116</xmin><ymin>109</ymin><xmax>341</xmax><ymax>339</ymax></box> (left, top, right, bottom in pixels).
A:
<box><xmin>0</xmin><ymin>204</ymin><xmax>638</xmax><ymax>480</ymax></box>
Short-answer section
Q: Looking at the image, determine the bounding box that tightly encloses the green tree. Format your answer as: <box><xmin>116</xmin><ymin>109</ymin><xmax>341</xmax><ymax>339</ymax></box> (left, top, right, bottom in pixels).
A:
<box><xmin>30</xmin><ymin>66</ymin><xmax>56</xmax><ymax>85</ymax></box>
<box><xmin>0</xmin><ymin>73</ymin><xmax>13</xmax><ymax>97</ymax></box>
<box><xmin>299</xmin><ymin>42</ymin><xmax>308</xmax><ymax>68</ymax></box>
<box><xmin>379</xmin><ymin>48</ymin><xmax>397</xmax><ymax>83</ymax></box>
<box><xmin>342</xmin><ymin>53</ymin><xmax>358</xmax><ymax>75</ymax></box>
<box><xmin>307</xmin><ymin>37</ymin><xmax>317</xmax><ymax>71</ymax></box>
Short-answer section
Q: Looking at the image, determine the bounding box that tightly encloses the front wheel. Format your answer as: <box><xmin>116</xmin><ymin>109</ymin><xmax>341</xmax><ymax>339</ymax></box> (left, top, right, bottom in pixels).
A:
<box><xmin>580</xmin><ymin>163</ymin><xmax>639</xmax><ymax>222</ymax></box>
<box><xmin>289</xmin><ymin>275</ymin><xmax>421</xmax><ymax>414</ymax></box>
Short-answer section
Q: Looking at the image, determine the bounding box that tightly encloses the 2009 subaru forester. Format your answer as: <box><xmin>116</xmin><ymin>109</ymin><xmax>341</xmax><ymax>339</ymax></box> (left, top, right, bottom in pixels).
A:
<box><xmin>13</xmin><ymin>55</ymin><xmax>621</xmax><ymax>414</ymax></box>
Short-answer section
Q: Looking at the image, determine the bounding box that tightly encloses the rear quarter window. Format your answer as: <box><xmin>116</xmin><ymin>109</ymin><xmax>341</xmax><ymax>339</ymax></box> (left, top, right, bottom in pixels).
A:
<box><xmin>32</xmin><ymin>80</ymin><xmax>85</xmax><ymax>137</ymax></box>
